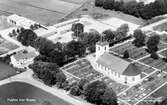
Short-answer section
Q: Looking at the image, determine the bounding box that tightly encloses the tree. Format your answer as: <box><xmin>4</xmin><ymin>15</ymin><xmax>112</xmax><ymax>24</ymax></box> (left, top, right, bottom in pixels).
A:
<box><xmin>54</xmin><ymin>71</ymin><xmax>66</xmax><ymax>84</ymax></box>
<box><xmin>70</xmin><ymin>85</ymin><xmax>81</xmax><ymax>96</ymax></box>
<box><xmin>150</xmin><ymin>52</ymin><xmax>159</xmax><ymax>59</ymax></box>
<box><xmin>95</xmin><ymin>0</ymin><xmax>104</xmax><ymax>7</ymax></box>
<box><xmin>146</xmin><ymin>34</ymin><xmax>160</xmax><ymax>53</ymax></box>
<box><xmin>84</xmin><ymin>80</ymin><xmax>117</xmax><ymax>105</ymax></box>
<box><xmin>71</xmin><ymin>23</ymin><xmax>84</xmax><ymax>38</ymax></box>
<box><xmin>116</xmin><ymin>24</ymin><xmax>129</xmax><ymax>39</ymax></box>
<box><xmin>133</xmin><ymin>29</ymin><xmax>146</xmax><ymax>47</ymax></box>
<box><xmin>102</xmin><ymin>29</ymin><xmax>115</xmax><ymax>42</ymax></box>
<box><xmin>29</xmin><ymin>61</ymin><xmax>63</xmax><ymax>86</ymax></box>
<box><xmin>66</xmin><ymin>40</ymin><xmax>86</xmax><ymax>58</ymax></box>
<box><xmin>78</xmin><ymin>78</ymin><xmax>89</xmax><ymax>90</ymax></box>
<box><xmin>17</xmin><ymin>29</ymin><xmax>38</xmax><ymax>46</ymax></box>
<box><xmin>101</xmin><ymin>88</ymin><xmax>118</xmax><ymax>105</ymax></box>
<box><xmin>48</xmin><ymin>49</ymin><xmax>65</xmax><ymax>66</ymax></box>
<box><xmin>42</xmin><ymin>101</ymin><xmax>53</xmax><ymax>105</ymax></box>
<box><xmin>34</xmin><ymin>54</ymin><xmax>51</xmax><ymax>62</ymax></box>
<box><xmin>123</xmin><ymin>50</ymin><xmax>130</xmax><ymax>58</ymax></box>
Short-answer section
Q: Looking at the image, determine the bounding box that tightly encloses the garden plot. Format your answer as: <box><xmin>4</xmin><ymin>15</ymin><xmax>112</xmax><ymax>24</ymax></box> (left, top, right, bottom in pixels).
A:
<box><xmin>0</xmin><ymin>37</ymin><xmax>19</xmax><ymax>55</ymax></box>
<box><xmin>134</xmin><ymin>62</ymin><xmax>155</xmax><ymax>75</ymax></box>
<box><xmin>64</xmin><ymin>73</ymin><xmax>80</xmax><ymax>84</ymax></box>
<box><xmin>158</xmin><ymin>42</ymin><xmax>167</xmax><ymax>51</ymax></box>
<box><xmin>159</xmin><ymin>49</ymin><xmax>167</xmax><ymax>57</ymax></box>
<box><xmin>100</xmin><ymin>77</ymin><xmax>129</xmax><ymax>94</ymax></box>
<box><xmin>110</xmin><ymin>41</ymin><xmax>149</xmax><ymax>60</ymax></box>
<box><xmin>160</xmin><ymin>34</ymin><xmax>167</xmax><ymax>43</ymax></box>
<box><xmin>62</xmin><ymin>59</ymin><xmax>104</xmax><ymax>82</ymax></box>
<box><xmin>139</xmin><ymin>57</ymin><xmax>167</xmax><ymax>72</ymax></box>
<box><xmin>119</xmin><ymin>71</ymin><xmax>167</xmax><ymax>105</ymax></box>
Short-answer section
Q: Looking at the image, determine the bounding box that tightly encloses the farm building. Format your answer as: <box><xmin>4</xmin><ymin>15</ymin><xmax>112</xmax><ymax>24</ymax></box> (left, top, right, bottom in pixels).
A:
<box><xmin>10</xmin><ymin>50</ymin><xmax>38</xmax><ymax>68</ymax></box>
<box><xmin>95</xmin><ymin>41</ymin><xmax>141</xmax><ymax>85</ymax></box>
<box><xmin>7</xmin><ymin>14</ymin><xmax>37</xmax><ymax>29</ymax></box>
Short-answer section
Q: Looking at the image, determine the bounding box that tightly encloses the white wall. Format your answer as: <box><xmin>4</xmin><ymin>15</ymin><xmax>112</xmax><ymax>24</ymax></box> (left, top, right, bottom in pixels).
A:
<box><xmin>97</xmin><ymin>63</ymin><xmax>141</xmax><ymax>85</ymax></box>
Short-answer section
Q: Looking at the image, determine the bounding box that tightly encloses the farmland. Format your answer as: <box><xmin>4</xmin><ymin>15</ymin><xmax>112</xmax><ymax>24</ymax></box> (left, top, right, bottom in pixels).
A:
<box><xmin>0</xmin><ymin>82</ymin><xmax>71</xmax><ymax>105</ymax></box>
<box><xmin>0</xmin><ymin>0</ymin><xmax>87</xmax><ymax>26</ymax></box>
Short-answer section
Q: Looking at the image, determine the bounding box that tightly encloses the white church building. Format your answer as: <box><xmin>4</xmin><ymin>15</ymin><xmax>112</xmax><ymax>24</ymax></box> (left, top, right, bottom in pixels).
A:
<box><xmin>95</xmin><ymin>41</ymin><xmax>141</xmax><ymax>85</ymax></box>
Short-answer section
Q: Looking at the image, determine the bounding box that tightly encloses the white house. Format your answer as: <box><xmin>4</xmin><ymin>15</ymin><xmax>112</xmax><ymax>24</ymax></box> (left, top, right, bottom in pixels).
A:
<box><xmin>10</xmin><ymin>50</ymin><xmax>38</xmax><ymax>68</ymax></box>
<box><xmin>95</xmin><ymin>41</ymin><xmax>141</xmax><ymax>85</ymax></box>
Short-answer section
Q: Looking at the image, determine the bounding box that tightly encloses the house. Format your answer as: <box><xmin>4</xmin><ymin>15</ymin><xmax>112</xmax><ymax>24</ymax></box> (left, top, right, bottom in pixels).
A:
<box><xmin>95</xmin><ymin>41</ymin><xmax>141</xmax><ymax>85</ymax></box>
<box><xmin>10</xmin><ymin>50</ymin><xmax>38</xmax><ymax>68</ymax></box>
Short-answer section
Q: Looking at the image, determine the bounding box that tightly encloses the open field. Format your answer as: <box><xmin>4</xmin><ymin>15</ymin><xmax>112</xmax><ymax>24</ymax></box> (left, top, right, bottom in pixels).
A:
<box><xmin>64</xmin><ymin>0</ymin><xmax>145</xmax><ymax>26</ymax></box>
<box><xmin>0</xmin><ymin>82</ymin><xmax>72</xmax><ymax>105</ymax></box>
<box><xmin>0</xmin><ymin>61</ymin><xmax>17</xmax><ymax>80</ymax></box>
<box><xmin>0</xmin><ymin>0</ymin><xmax>87</xmax><ymax>26</ymax></box>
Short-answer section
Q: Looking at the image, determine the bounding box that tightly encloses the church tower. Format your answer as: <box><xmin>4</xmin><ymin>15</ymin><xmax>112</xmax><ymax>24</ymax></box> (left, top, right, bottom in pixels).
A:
<box><xmin>96</xmin><ymin>41</ymin><xmax>109</xmax><ymax>60</ymax></box>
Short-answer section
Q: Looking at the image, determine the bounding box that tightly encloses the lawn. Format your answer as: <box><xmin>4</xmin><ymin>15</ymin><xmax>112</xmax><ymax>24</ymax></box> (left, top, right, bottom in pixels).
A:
<box><xmin>0</xmin><ymin>61</ymin><xmax>17</xmax><ymax>80</ymax></box>
<box><xmin>64</xmin><ymin>0</ymin><xmax>145</xmax><ymax>26</ymax></box>
<box><xmin>0</xmin><ymin>0</ymin><xmax>86</xmax><ymax>25</ymax></box>
<box><xmin>0</xmin><ymin>38</ymin><xmax>19</xmax><ymax>55</ymax></box>
<box><xmin>0</xmin><ymin>82</ymin><xmax>72</xmax><ymax>105</ymax></box>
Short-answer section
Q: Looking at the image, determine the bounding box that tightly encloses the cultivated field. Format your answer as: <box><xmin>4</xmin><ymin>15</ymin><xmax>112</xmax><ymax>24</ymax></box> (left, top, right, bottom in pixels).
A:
<box><xmin>0</xmin><ymin>0</ymin><xmax>87</xmax><ymax>26</ymax></box>
<box><xmin>0</xmin><ymin>82</ymin><xmax>71</xmax><ymax>105</ymax></box>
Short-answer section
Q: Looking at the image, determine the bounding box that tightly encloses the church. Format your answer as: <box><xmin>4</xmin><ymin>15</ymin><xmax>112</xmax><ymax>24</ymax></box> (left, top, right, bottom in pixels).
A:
<box><xmin>95</xmin><ymin>41</ymin><xmax>141</xmax><ymax>85</ymax></box>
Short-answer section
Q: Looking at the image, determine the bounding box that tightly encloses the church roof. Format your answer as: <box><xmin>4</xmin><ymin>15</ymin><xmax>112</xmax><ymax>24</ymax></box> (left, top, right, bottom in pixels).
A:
<box><xmin>96</xmin><ymin>52</ymin><xmax>141</xmax><ymax>76</ymax></box>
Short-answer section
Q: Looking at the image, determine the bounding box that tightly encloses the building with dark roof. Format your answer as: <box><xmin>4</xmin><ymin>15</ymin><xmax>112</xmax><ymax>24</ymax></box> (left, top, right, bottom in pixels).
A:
<box><xmin>95</xmin><ymin>41</ymin><xmax>141</xmax><ymax>85</ymax></box>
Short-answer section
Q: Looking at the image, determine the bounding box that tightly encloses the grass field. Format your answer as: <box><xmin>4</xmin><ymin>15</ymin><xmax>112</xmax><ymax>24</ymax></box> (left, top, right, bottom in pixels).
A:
<box><xmin>0</xmin><ymin>61</ymin><xmax>17</xmax><ymax>80</ymax></box>
<box><xmin>64</xmin><ymin>0</ymin><xmax>145</xmax><ymax>26</ymax></box>
<box><xmin>0</xmin><ymin>0</ymin><xmax>86</xmax><ymax>26</ymax></box>
<box><xmin>0</xmin><ymin>82</ymin><xmax>72</xmax><ymax>105</ymax></box>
